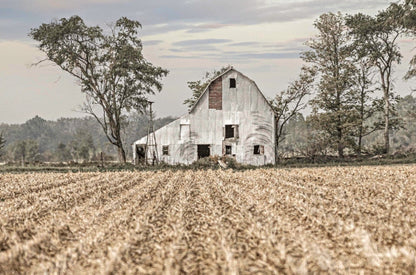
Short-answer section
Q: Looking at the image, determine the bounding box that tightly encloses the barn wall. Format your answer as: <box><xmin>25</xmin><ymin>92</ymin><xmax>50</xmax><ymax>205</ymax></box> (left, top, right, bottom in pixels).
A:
<box><xmin>133</xmin><ymin>69</ymin><xmax>275</xmax><ymax>166</ymax></box>
<box><xmin>133</xmin><ymin>116</ymin><xmax>196</xmax><ymax>165</ymax></box>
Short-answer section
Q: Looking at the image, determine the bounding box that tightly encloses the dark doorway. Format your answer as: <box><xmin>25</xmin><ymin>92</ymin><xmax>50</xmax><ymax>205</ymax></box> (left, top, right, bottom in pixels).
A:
<box><xmin>225</xmin><ymin>145</ymin><xmax>232</xmax><ymax>155</ymax></box>
<box><xmin>135</xmin><ymin>145</ymin><xmax>146</xmax><ymax>164</ymax></box>
<box><xmin>197</xmin><ymin>145</ymin><xmax>210</xmax><ymax>159</ymax></box>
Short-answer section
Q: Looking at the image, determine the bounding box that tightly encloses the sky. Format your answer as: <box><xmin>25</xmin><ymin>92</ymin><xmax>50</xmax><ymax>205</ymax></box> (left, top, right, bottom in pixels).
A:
<box><xmin>0</xmin><ymin>0</ymin><xmax>415</xmax><ymax>124</ymax></box>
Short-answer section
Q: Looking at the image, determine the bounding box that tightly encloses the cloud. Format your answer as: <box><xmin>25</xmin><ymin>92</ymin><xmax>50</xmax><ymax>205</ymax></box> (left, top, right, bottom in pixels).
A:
<box><xmin>0</xmin><ymin>0</ymin><xmax>389</xmax><ymax>39</ymax></box>
<box><xmin>1</xmin><ymin>0</ymin><xmax>130</xmax><ymax>12</ymax></box>
<box><xmin>228</xmin><ymin>42</ymin><xmax>261</xmax><ymax>47</ymax></box>
<box><xmin>226</xmin><ymin>38</ymin><xmax>308</xmax><ymax>52</ymax></box>
<box><xmin>169</xmin><ymin>45</ymin><xmax>220</xmax><ymax>52</ymax></box>
<box><xmin>232</xmin><ymin>52</ymin><xmax>300</xmax><ymax>59</ymax></box>
<box><xmin>172</xmin><ymin>39</ymin><xmax>232</xmax><ymax>47</ymax></box>
<box><xmin>142</xmin><ymin>23</ymin><xmax>192</xmax><ymax>36</ymax></box>
<box><xmin>160</xmin><ymin>55</ymin><xmax>201</xmax><ymax>59</ymax></box>
<box><xmin>169</xmin><ymin>39</ymin><xmax>233</xmax><ymax>55</ymax></box>
<box><xmin>134</xmin><ymin>0</ymin><xmax>388</xmax><ymax>31</ymax></box>
<box><xmin>164</xmin><ymin>36</ymin><xmax>308</xmax><ymax>63</ymax></box>
<box><xmin>186</xmin><ymin>23</ymin><xmax>232</xmax><ymax>33</ymax></box>
<box><xmin>160</xmin><ymin>51</ymin><xmax>300</xmax><ymax>61</ymax></box>
<box><xmin>143</xmin><ymin>39</ymin><xmax>163</xmax><ymax>46</ymax></box>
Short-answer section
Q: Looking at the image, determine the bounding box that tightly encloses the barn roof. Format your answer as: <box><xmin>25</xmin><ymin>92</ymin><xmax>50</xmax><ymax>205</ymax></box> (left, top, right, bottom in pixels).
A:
<box><xmin>188</xmin><ymin>66</ymin><xmax>275</xmax><ymax>114</ymax></box>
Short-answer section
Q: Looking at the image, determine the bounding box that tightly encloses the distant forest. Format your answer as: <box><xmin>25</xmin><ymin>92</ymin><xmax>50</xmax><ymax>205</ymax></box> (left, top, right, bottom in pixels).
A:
<box><xmin>278</xmin><ymin>95</ymin><xmax>416</xmax><ymax>158</ymax></box>
<box><xmin>0</xmin><ymin>114</ymin><xmax>175</xmax><ymax>163</ymax></box>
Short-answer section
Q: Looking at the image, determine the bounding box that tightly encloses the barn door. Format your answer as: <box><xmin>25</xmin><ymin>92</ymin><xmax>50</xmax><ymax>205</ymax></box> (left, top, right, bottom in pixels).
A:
<box><xmin>197</xmin><ymin>145</ymin><xmax>210</xmax><ymax>159</ymax></box>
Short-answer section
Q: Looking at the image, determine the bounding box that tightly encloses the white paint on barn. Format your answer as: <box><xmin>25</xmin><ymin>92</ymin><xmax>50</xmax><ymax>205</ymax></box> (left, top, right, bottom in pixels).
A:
<box><xmin>133</xmin><ymin>67</ymin><xmax>276</xmax><ymax>166</ymax></box>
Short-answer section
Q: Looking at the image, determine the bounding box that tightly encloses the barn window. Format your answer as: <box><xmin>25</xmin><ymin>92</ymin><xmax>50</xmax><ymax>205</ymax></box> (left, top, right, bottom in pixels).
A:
<box><xmin>254</xmin><ymin>145</ymin><xmax>264</xmax><ymax>155</ymax></box>
<box><xmin>225</xmin><ymin>145</ymin><xmax>232</xmax><ymax>155</ymax></box>
<box><xmin>162</xmin><ymin>146</ymin><xmax>169</xmax><ymax>156</ymax></box>
<box><xmin>229</xmin><ymin>78</ymin><xmax>236</xmax><ymax>88</ymax></box>
<box><xmin>224</xmin><ymin>125</ymin><xmax>239</xmax><ymax>139</ymax></box>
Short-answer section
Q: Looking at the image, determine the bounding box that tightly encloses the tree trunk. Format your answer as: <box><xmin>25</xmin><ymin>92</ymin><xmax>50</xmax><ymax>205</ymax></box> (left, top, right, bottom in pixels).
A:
<box><xmin>384</xmin><ymin>95</ymin><xmax>390</xmax><ymax>155</ymax></box>
<box><xmin>358</xmin><ymin>127</ymin><xmax>362</xmax><ymax>156</ymax></box>
<box><xmin>381</xmin><ymin>69</ymin><xmax>390</xmax><ymax>155</ymax></box>
<box><xmin>358</xmin><ymin>89</ymin><xmax>365</xmax><ymax>156</ymax></box>
<box><xmin>338</xmin><ymin>127</ymin><xmax>344</xmax><ymax>158</ymax></box>
<box><xmin>117</xmin><ymin>145</ymin><xmax>126</xmax><ymax>163</ymax></box>
<box><xmin>274</xmin><ymin>118</ymin><xmax>279</xmax><ymax>165</ymax></box>
<box><xmin>338</xmin><ymin>143</ymin><xmax>344</xmax><ymax>158</ymax></box>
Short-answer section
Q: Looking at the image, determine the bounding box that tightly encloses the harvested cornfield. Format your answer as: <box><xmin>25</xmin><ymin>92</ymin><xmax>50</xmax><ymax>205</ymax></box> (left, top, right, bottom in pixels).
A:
<box><xmin>0</xmin><ymin>165</ymin><xmax>416</xmax><ymax>274</ymax></box>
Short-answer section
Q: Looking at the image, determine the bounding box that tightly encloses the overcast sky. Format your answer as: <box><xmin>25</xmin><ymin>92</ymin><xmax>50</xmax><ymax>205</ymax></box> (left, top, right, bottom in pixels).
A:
<box><xmin>0</xmin><ymin>0</ymin><xmax>415</xmax><ymax>124</ymax></box>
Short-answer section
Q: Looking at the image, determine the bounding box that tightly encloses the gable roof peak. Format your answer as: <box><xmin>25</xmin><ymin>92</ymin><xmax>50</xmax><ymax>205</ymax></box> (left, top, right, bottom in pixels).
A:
<box><xmin>188</xmin><ymin>66</ymin><xmax>274</xmax><ymax>113</ymax></box>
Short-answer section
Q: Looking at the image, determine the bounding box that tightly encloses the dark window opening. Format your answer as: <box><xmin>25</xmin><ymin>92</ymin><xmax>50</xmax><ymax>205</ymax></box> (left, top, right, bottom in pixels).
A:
<box><xmin>225</xmin><ymin>145</ymin><xmax>232</xmax><ymax>155</ymax></box>
<box><xmin>225</xmin><ymin>125</ymin><xmax>234</xmax><ymax>138</ymax></box>
<box><xmin>197</xmin><ymin>145</ymin><xmax>210</xmax><ymax>159</ymax></box>
<box><xmin>254</xmin><ymin>145</ymin><xmax>264</xmax><ymax>155</ymax></box>
<box><xmin>230</xmin><ymin>78</ymin><xmax>236</xmax><ymax>88</ymax></box>
<box><xmin>224</xmin><ymin>125</ymin><xmax>239</xmax><ymax>139</ymax></box>
<box><xmin>162</xmin><ymin>145</ymin><xmax>169</xmax><ymax>156</ymax></box>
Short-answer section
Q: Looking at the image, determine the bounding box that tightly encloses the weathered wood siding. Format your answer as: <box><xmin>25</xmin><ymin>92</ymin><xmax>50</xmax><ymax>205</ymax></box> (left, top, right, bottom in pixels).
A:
<box><xmin>208</xmin><ymin>77</ymin><xmax>222</xmax><ymax>110</ymax></box>
<box><xmin>133</xmin><ymin>69</ymin><xmax>275</xmax><ymax>166</ymax></box>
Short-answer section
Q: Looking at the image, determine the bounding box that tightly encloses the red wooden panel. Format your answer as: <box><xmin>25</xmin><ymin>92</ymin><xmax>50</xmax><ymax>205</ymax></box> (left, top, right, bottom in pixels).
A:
<box><xmin>209</xmin><ymin>78</ymin><xmax>222</xmax><ymax>110</ymax></box>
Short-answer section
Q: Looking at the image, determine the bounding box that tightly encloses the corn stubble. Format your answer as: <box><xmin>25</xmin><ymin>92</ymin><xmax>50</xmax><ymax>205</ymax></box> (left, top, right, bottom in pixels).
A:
<box><xmin>0</xmin><ymin>165</ymin><xmax>415</xmax><ymax>274</ymax></box>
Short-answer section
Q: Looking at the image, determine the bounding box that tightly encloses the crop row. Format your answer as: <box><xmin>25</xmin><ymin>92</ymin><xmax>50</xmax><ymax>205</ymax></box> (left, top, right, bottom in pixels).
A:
<box><xmin>0</xmin><ymin>165</ymin><xmax>415</xmax><ymax>274</ymax></box>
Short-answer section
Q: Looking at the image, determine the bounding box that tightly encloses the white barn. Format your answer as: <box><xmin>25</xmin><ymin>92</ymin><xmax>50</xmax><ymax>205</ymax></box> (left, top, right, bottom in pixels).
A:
<box><xmin>133</xmin><ymin>67</ymin><xmax>276</xmax><ymax>166</ymax></box>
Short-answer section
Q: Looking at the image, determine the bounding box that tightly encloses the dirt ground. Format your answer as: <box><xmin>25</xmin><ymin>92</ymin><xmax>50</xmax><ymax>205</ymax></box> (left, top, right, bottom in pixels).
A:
<box><xmin>0</xmin><ymin>165</ymin><xmax>415</xmax><ymax>274</ymax></box>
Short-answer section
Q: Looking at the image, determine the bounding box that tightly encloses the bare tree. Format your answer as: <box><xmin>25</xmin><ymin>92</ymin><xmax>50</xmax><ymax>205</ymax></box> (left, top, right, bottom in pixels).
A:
<box><xmin>270</xmin><ymin>66</ymin><xmax>315</xmax><ymax>161</ymax></box>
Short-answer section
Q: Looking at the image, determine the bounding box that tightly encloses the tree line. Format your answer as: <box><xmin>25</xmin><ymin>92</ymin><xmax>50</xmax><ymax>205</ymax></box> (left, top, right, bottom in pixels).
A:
<box><xmin>0</xmin><ymin>115</ymin><xmax>175</xmax><ymax>165</ymax></box>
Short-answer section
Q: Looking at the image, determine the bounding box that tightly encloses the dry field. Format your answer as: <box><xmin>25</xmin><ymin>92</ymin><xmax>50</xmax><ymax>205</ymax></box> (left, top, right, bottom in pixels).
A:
<box><xmin>0</xmin><ymin>165</ymin><xmax>416</xmax><ymax>274</ymax></box>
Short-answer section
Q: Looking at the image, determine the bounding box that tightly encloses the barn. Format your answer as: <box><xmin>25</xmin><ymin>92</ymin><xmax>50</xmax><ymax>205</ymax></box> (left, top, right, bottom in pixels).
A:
<box><xmin>132</xmin><ymin>67</ymin><xmax>276</xmax><ymax>166</ymax></box>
